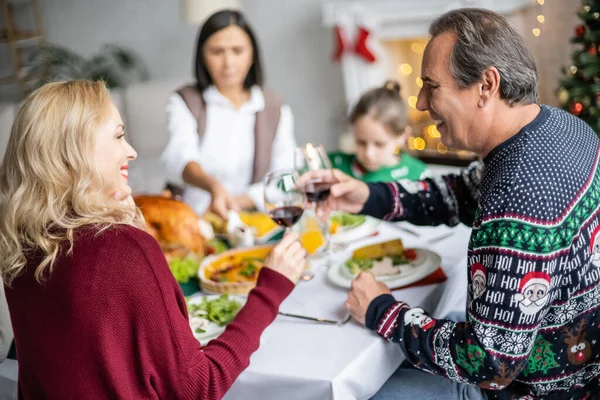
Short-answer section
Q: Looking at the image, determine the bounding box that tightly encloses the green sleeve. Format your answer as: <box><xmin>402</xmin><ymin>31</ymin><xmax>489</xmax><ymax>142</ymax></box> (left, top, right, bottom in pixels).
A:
<box><xmin>328</xmin><ymin>152</ymin><xmax>356</xmax><ymax>178</ymax></box>
<box><xmin>401</xmin><ymin>153</ymin><xmax>429</xmax><ymax>181</ymax></box>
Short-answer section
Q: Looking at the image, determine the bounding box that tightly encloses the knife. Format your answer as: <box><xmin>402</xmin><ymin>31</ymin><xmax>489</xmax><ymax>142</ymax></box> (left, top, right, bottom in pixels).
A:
<box><xmin>390</xmin><ymin>224</ymin><xmax>421</xmax><ymax>238</ymax></box>
<box><xmin>278</xmin><ymin>311</ymin><xmax>339</xmax><ymax>325</ymax></box>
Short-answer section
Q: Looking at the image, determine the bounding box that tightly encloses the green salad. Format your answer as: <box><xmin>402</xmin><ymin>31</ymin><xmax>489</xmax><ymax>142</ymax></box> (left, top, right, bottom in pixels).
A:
<box><xmin>345</xmin><ymin>254</ymin><xmax>410</xmax><ymax>275</ymax></box>
<box><xmin>187</xmin><ymin>294</ymin><xmax>242</xmax><ymax>332</ymax></box>
<box><xmin>169</xmin><ymin>256</ymin><xmax>200</xmax><ymax>284</ymax></box>
<box><xmin>330</xmin><ymin>213</ymin><xmax>366</xmax><ymax>229</ymax></box>
<box><xmin>207</xmin><ymin>238</ymin><xmax>229</xmax><ymax>255</ymax></box>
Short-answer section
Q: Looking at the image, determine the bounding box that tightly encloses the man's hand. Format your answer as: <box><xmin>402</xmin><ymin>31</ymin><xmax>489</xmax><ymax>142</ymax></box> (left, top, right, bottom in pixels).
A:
<box><xmin>296</xmin><ymin>169</ymin><xmax>370</xmax><ymax>218</ymax></box>
<box><xmin>345</xmin><ymin>272</ymin><xmax>391</xmax><ymax>326</ymax></box>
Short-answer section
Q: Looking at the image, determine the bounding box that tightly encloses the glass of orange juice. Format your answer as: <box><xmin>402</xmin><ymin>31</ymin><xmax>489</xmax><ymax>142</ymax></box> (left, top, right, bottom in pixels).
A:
<box><xmin>295</xmin><ymin>210</ymin><xmax>325</xmax><ymax>256</ymax></box>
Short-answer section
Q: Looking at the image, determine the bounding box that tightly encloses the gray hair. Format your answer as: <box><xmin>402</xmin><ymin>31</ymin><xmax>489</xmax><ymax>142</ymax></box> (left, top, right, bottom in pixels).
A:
<box><xmin>429</xmin><ymin>8</ymin><xmax>538</xmax><ymax>106</ymax></box>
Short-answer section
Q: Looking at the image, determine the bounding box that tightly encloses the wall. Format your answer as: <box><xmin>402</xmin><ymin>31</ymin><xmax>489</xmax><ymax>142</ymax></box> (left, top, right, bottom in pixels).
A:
<box><xmin>521</xmin><ymin>0</ymin><xmax>582</xmax><ymax>106</ymax></box>
<box><xmin>10</xmin><ymin>0</ymin><xmax>347</xmax><ymax>150</ymax></box>
<box><xmin>0</xmin><ymin>0</ymin><xmax>585</xmax><ymax>146</ymax></box>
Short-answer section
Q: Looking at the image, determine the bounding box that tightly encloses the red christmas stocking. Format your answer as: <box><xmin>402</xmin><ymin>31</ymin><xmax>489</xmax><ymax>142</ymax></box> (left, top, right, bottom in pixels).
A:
<box><xmin>332</xmin><ymin>25</ymin><xmax>348</xmax><ymax>62</ymax></box>
<box><xmin>354</xmin><ymin>26</ymin><xmax>377</xmax><ymax>63</ymax></box>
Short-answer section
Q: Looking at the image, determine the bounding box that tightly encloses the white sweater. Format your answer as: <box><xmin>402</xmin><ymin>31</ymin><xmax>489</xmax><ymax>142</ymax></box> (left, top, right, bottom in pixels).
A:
<box><xmin>161</xmin><ymin>85</ymin><xmax>296</xmax><ymax>215</ymax></box>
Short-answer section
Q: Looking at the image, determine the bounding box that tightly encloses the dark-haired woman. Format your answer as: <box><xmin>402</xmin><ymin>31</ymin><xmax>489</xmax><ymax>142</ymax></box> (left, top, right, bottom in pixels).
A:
<box><xmin>162</xmin><ymin>9</ymin><xmax>296</xmax><ymax>219</ymax></box>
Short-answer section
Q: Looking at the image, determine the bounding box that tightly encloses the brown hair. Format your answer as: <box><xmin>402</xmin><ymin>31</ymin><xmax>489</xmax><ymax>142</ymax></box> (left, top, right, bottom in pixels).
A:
<box><xmin>349</xmin><ymin>80</ymin><xmax>408</xmax><ymax>136</ymax></box>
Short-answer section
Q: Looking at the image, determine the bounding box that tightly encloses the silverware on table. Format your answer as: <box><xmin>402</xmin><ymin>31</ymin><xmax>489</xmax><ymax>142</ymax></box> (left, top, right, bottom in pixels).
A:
<box><xmin>338</xmin><ymin>312</ymin><xmax>352</xmax><ymax>327</ymax></box>
<box><xmin>278</xmin><ymin>311</ymin><xmax>351</xmax><ymax>327</ymax></box>
<box><xmin>391</xmin><ymin>225</ymin><xmax>421</xmax><ymax>237</ymax></box>
<box><xmin>426</xmin><ymin>232</ymin><xmax>453</xmax><ymax>244</ymax></box>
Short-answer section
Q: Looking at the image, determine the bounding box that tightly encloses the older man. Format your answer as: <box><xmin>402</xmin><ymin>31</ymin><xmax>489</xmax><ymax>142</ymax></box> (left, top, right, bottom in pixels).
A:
<box><xmin>301</xmin><ymin>8</ymin><xmax>600</xmax><ymax>400</ymax></box>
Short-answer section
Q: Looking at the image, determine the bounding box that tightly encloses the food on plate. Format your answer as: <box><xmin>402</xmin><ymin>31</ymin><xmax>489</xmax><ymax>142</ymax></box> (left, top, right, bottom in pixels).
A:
<box><xmin>169</xmin><ymin>254</ymin><xmax>203</xmax><ymax>284</ymax></box>
<box><xmin>329</xmin><ymin>213</ymin><xmax>367</xmax><ymax>234</ymax></box>
<box><xmin>133</xmin><ymin>195</ymin><xmax>206</xmax><ymax>256</ymax></box>
<box><xmin>203</xmin><ymin>211</ymin><xmax>280</xmax><ymax>238</ymax></box>
<box><xmin>206</xmin><ymin>257</ymin><xmax>264</xmax><ymax>283</ymax></box>
<box><xmin>207</xmin><ymin>238</ymin><xmax>229</xmax><ymax>255</ymax></box>
<box><xmin>202</xmin><ymin>211</ymin><xmax>227</xmax><ymax>235</ymax></box>
<box><xmin>344</xmin><ymin>239</ymin><xmax>417</xmax><ymax>277</ymax></box>
<box><xmin>199</xmin><ymin>246</ymin><xmax>272</xmax><ymax>294</ymax></box>
<box><xmin>187</xmin><ymin>294</ymin><xmax>243</xmax><ymax>334</ymax></box>
<box><xmin>239</xmin><ymin>212</ymin><xmax>279</xmax><ymax>237</ymax></box>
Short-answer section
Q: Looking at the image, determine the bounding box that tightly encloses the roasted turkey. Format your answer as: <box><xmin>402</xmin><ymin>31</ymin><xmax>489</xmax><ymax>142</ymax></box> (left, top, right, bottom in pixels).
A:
<box><xmin>133</xmin><ymin>195</ymin><xmax>206</xmax><ymax>256</ymax></box>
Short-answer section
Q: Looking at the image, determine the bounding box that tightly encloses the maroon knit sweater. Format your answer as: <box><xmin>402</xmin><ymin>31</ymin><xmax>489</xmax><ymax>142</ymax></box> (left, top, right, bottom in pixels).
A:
<box><xmin>4</xmin><ymin>225</ymin><xmax>293</xmax><ymax>399</ymax></box>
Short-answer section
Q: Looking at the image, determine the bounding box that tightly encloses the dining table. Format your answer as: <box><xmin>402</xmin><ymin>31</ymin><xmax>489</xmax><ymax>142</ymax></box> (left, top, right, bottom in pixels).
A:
<box><xmin>209</xmin><ymin>220</ymin><xmax>473</xmax><ymax>400</ymax></box>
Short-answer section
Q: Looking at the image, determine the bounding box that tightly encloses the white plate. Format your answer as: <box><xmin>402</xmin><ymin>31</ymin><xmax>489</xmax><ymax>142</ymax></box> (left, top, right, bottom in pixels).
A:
<box><xmin>187</xmin><ymin>295</ymin><xmax>247</xmax><ymax>346</ymax></box>
<box><xmin>329</xmin><ymin>215</ymin><xmax>381</xmax><ymax>244</ymax></box>
<box><xmin>327</xmin><ymin>248</ymin><xmax>442</xmax><ymax>289</ymax></box>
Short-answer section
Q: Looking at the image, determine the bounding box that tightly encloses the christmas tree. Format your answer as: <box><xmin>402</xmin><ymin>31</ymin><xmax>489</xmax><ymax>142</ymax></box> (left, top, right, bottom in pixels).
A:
<box><xmin>455</xmin><ymin>340</ymin><xmax>486</xmax><ymax>375</ymax></box>
<box><xmin>522</xmin><ymin>335</ymin><xmax>559</xmax><ymax>376</ymax></box>
<box><xmin>558</xmin><ymin>0</ymin><xmax>600</xmax><ymax>133</ymax></box>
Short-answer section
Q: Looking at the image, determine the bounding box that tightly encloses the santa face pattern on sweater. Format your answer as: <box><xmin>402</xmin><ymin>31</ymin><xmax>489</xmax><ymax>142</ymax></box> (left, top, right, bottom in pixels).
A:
<box><xmin>364</xmin><ymin>106</ymin><xmax>600</xmax><ymax>400</ymax></box>
<box><xmin>470</xmin><ymin>263</ymin><xmax>487</xmax><ymax>300</ymax></box>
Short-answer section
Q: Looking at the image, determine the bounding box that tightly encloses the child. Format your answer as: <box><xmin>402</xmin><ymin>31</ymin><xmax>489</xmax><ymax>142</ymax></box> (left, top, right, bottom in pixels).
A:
<box><xmin>329</xmin><ymin>80</ymin><xmax>428</xmax><ymax>182</ymax></box>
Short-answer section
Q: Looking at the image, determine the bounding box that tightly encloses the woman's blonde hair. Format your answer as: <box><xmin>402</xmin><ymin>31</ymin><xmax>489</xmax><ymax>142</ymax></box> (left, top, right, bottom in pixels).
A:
<box><xmin>0</xmin><ymin>80</ymin><xmax>143</xmax><ymax>286</ymax></box>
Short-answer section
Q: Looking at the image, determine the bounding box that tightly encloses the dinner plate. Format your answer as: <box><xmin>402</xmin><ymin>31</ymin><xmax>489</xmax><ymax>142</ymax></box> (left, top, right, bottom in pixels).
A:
<box><xmin>329</xmin><ymin>215</ymin><xmax>381</xmax><ymax>244</ymax></box>
<box><xmin>327</xmin><ymin>248</ymin><xmax>441</xmax><ymax>289</ymax></box>
<box><xmin>187</xmin><ymin>294</ymin><xmax>247</xmax><ymax>346</ymax></box>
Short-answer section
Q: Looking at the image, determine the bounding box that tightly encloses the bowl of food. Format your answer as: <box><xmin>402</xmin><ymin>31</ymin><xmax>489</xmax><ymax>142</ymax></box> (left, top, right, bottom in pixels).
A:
<box><xmin>186</xmin><ymin>294</ymin><xmax>246</xmax><ymax>345</ymax></box>
<box><xmin>198</xmin><ymin>245</ymin><xmax>273</xmax><ymax>295</ymax></box>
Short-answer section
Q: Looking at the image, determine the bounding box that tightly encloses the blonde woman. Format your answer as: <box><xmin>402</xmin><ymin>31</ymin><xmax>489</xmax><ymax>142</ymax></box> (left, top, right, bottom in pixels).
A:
<box><xmin>0</xmin><ymin>80</ymin><xmax>307</xmax><ymax>399</ymax></box>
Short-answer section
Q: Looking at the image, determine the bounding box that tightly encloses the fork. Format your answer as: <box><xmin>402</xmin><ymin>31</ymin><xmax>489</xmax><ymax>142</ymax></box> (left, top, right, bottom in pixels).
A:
<box><xmin>338</xmin><ymin>312</ymin><xmax>352</xmax><ymax>327</ymax></box>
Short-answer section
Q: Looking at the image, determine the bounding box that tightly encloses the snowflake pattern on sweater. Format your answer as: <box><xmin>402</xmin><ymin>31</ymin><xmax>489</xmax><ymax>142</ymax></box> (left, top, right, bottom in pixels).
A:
<box><xmin>363</xmin><ymin>106</ymin><xmax>600</xmax><ymax>399</ymax></box>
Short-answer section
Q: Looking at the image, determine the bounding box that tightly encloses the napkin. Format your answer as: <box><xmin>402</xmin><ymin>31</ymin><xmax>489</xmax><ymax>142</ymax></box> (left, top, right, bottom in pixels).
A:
<box><xmin>389</xmin><ymin>267</ymin><xmax>447</xmax><ymax>291</ymax></box>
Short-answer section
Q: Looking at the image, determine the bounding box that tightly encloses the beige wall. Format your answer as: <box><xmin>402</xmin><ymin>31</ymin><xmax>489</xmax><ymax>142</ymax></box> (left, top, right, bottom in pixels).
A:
<box><xmin>521</xmin><ymin>0</ymin><xmax>582</xmax><ymax>106</ymax></box>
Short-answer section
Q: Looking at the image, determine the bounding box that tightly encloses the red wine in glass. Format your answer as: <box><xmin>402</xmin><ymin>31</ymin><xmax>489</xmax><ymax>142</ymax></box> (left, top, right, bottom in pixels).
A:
<box><xmin>305</xmin><ymin>181</ymin><xmax>332</xmax><ymax>203</ymax></box>
<box><xmin>268</xmin><ymin>206</ymin><xmax>304</xmax><ymax>228</ymax></box>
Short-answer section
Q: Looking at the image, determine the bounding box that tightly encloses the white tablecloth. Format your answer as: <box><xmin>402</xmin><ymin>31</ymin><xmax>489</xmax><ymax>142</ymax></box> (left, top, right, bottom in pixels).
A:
<box><xmin>221</xmin><ymin>222</ymin><xmax>472</xmax><ymax>400</ymax></box>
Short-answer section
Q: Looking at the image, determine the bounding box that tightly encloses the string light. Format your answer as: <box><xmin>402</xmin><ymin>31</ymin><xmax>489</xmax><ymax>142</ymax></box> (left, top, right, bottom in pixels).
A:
<box><xmin>414</xmin><ymin>137</ymin><xmax>426</xmax><ymax>151</ymax></box>
<box><xmin>533</xmin><ymin>0</ymin><xmax>543</xmax><ymax>37</ymax></box>
<box><xmin>408</xmin><ymin>96</ymin><xmax>418</xmax><ymax>108</ymax></box>
<box><xmin>407</xmin><ymin>137</ymin><xmax>415</xmax><ymax>150</ymax></box>
<box><xmin>399</xmin><ymin>63</ymin><xmax>413</xmax><ymax>75</ymax></box>
<box><xmin>416</xmin><ymin>76</ymin><xmax>423</xmax><ymax>88</ymax></box>
<box><xmin>427</xmin><ymin>124</ymin><xmax>441</xmax><ymax>138</ymax></box>
<box><xmin>437</xmin><ymin>143</ymin><xmax>448</xmax><ymax>154</ymax></box>
<box><xmin>411</xmin><ymin>43</ymin><xmax>424</xmax><ymax>54</ymax></box>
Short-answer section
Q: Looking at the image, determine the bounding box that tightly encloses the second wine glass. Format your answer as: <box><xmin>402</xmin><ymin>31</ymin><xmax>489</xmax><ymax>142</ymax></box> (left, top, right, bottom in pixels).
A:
<box><xmin>294</xmin><ymin>143</ymin><xmax>334</xmax><ymax>258</ymax></box>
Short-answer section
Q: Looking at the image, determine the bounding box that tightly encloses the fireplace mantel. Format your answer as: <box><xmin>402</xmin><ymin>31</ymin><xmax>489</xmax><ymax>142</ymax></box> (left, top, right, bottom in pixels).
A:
<box><xmin>322</xmin><ymin>0</ymin><xmax>533</xmax><ymax>108</ymax></box>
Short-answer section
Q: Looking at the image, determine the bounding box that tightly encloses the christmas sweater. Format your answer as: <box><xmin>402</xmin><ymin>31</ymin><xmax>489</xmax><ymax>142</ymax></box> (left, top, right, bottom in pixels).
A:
<box><xmin>328</xmin><ymin>151</ymin><xmax>429</xmax><ymax>182</ymax></box>
<box><xmin>362</xmin><ymin>105</ymin><xmax>600</xmax><ymax>399</ymax></box>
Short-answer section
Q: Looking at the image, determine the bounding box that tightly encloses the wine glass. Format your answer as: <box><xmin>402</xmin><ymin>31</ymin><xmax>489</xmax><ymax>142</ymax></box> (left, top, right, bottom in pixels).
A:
<box><xmin>264</xmin><ymin>170</ymin><xmax>313</xmax><ymax>281</ymax></box>
<box><xmin>294</xmin><ymin>143</ymin><xmax>334</xmax><ymax>257</ymax></box>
